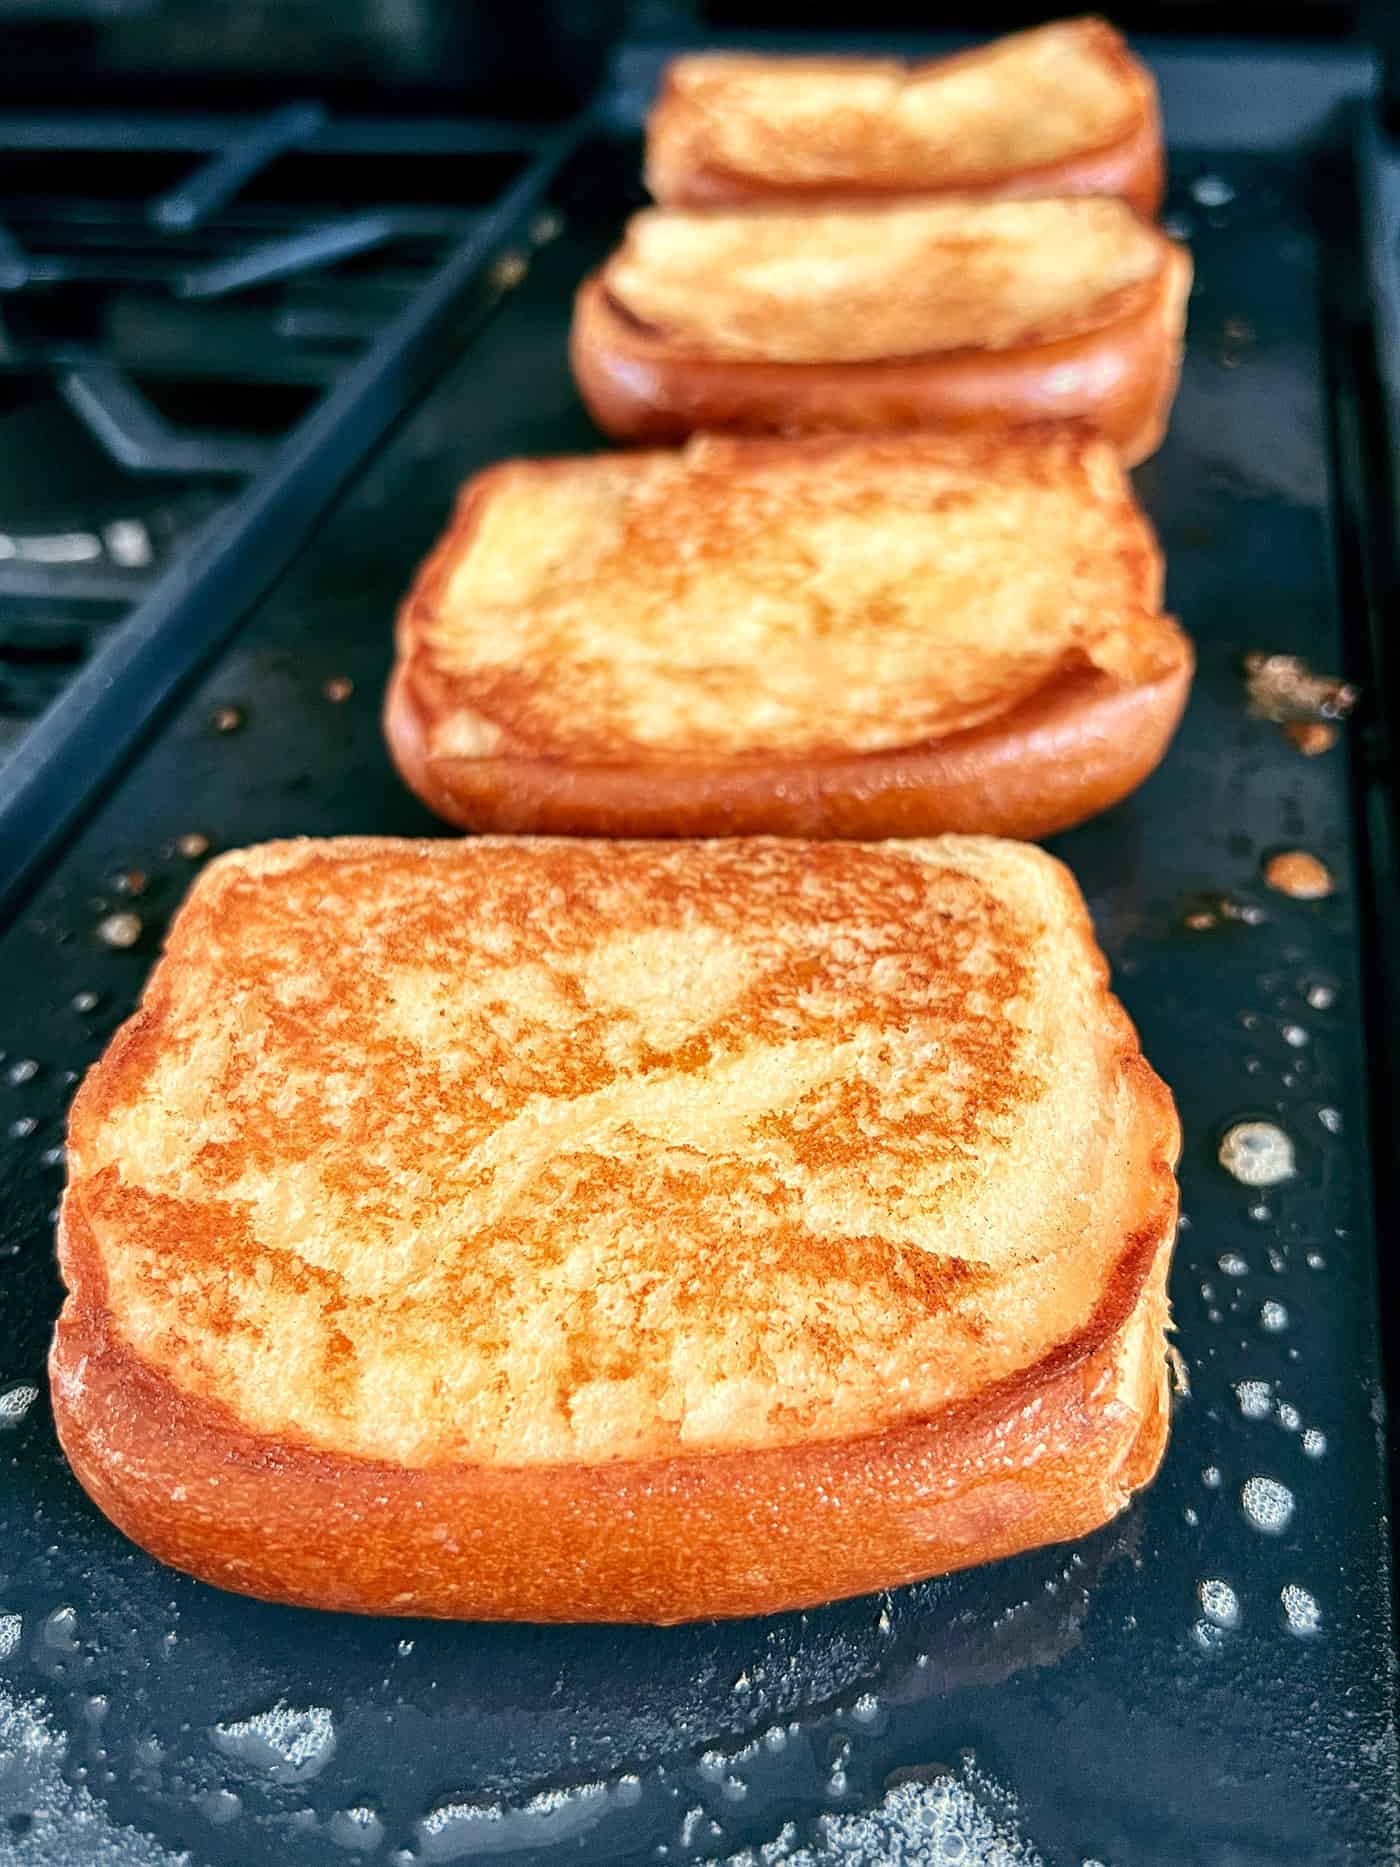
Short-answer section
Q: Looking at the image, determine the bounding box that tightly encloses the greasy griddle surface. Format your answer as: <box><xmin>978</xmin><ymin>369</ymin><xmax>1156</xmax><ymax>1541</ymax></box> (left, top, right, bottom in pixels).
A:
<box><xmin>0</xmin><ymin>136</ymin><xmax>1393</xmax><ymax>1862</ymax></box>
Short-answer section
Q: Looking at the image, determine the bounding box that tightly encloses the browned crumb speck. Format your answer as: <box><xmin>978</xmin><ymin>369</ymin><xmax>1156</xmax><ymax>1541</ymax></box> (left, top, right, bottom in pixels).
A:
<box><xmin>1264</xmin><ymin>851</ymin><xmax>1334</xmax><ymax>900</ymax></box>
<box><xmin>1283</xmin><ymin>721</ymin><xmax>1337</xmax><ymax>757</ymax></box>
<box><xmin>1243</xmin><ymin>653</ymin><xmax>1357</xmax><ymax>726</ymax></box>
<box><xmin>323</xmin><ymin>676</ymin><xmax>354</xmax><ymax>703</ymax></box>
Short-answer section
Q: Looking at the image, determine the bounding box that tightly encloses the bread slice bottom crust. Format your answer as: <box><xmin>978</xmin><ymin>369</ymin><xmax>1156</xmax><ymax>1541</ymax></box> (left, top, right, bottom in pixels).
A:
<box><xmin>571</xmin><ymin>241</ymin><xmax>1189</xmax><ymax>468</ymax></box>
<box><xmin>385</xmin><ymin>637</ymin><xmax>1193</xmax><ymax>841</ymax></box>
<box><xmin>51</xmin><ymin>1086</ymin><xmax>1176</xmax><ymax>1625</ymax></box>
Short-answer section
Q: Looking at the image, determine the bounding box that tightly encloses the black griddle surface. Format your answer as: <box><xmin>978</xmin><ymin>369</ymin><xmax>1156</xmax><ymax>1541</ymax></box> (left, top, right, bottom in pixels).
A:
<box><xmin>0</xmin><ymin>108</ymin><xmax>1396</xmax><ymax>1867</ymax></box>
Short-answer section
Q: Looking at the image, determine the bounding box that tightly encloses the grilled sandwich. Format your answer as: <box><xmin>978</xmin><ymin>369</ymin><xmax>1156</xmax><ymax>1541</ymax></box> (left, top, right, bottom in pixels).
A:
<box><xmin>570</xmin><ymin>195</ymin><xmax>1190</xmax><ymax>462</ymax></box>
<box><xmin>52</xmin><ymin>833</ymin><xmax>1180</xmax><ymax>1623</ymax></box>
<box><xmin>387</xmin><ymin>429</ymin><xmax>1193</xmax><ymax>841</ymax></box>
<box><xmin>645</xmin><ymin>18</ymin><xmax>1164</xmax><ymax>217</ymax></box>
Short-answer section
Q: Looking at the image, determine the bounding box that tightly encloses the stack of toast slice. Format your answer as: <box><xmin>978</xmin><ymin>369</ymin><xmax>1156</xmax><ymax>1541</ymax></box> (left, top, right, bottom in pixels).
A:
<box><xmin>574</xmin><ymin>16</ymin><xmax>1187</xmax><ymax>458</ymax></box>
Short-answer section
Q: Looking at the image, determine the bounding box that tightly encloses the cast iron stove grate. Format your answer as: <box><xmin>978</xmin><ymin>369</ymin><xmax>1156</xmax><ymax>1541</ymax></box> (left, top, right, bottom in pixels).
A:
<box><xmin>0</xmin><ymin>99</ymin><xmax>578</xmax><ymax>888</ymax></box>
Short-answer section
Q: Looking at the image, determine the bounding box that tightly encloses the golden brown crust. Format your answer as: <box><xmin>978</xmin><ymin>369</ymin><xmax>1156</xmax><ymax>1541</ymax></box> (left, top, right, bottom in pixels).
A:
<box><xmin>570</xmin><ymin>239</ymin><xmax>1189</xmax><ymax>466</ymax></box>
<box><xmin>51</xmin><ymin>836</ymin><xmax>1181</xmax><ymax>1622</ymax></box>
<box><xmin>52</xmin><ymin>1142</ymin><xmax>1176</xmax><ymax>1624</ymax></box>
<box><xmin>646</xmin><ymin>20</ymin><xmax>1164</xmax><ymax>219</ymax></box>
<box><xmin>387</xmin><ymin>650</ymin><xmax>1191</xmax><ymax>840</ymax></box>
<box><xmin>387</xmin><ymin>432</ymin><xmax>1193</xmax><ymax>840</ymax></box>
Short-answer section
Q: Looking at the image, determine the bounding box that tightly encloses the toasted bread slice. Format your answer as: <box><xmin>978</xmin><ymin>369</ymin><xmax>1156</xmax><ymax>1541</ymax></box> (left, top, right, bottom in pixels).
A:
<box><xmin>387</xmin><ymin>429</ymin><xmax>1192</xmax><ymax>841</ymax></box>
<box><xmin>52</xmin><ymin>834</ymin><xmax>1179</xmax><ymax>1623</ymax></box>
<box><xmin>571</xmin><ymin>197</ymin><xmax>1191</xmax><ymax>463</ymax></box>
<box><xmin>645</xmin><ymin>19</ymin><xmax>1164</xmax><ymax>217</ymax></box>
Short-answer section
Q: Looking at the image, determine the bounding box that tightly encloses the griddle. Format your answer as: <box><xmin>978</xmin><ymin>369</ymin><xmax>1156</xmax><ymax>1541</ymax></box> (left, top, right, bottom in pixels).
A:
<box><xmin>0</xmin><ymin>37</ymin><xmax>1397</xmax><ymax>1866</ymax></box>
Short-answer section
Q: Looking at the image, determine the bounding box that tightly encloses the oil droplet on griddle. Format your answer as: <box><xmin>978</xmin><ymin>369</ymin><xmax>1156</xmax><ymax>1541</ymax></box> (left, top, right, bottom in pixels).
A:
<box><xmin>1235</xmin><ymin>1380</ymin><xmax>1272</xmax><ymax>1420</ymax></box>
<box><xmin>199</xmin><ymin>1788</ymin><xmax>242</xmax><ymax>1826</ymax></box>
<box><xmin>329</xmin><ymin>1804</ymin><xmax>385</xmax><ymax>1851</ymax></box>
<box><xmin>1302</xmin><ymin>1429</ymin><xmax>1327</xmax><ymax>1457</ymax></box>
<box><xmin>1192</xmin><ymin>174</ymin><xmax>1235</xmax><ymax>207</ymax></box>
<box><xmin>1241</xmin><ymin>1475</ymin><xmax>1295</xmax><ymax>1534</ymax></box>
<box><xmin>0</xmin><ymin>1382</ymin><xmax>38</xmax><ymax>1425</ymax></box>
<box><xmin>1219</xmin><ymin>1121</ymin><xmax>1295</xmax><ymax>1187</ymax></box>
<box><xmin>70</xmin><ymin>991</ymin><xmax>99</xmax><ymax>1013</ymax></box>
<box><xmin>96</xmin><ymin>912</ymin><xmax>142</xmax><ymax>949</ymax></box>
<box><xmin>210</xmin><ymin>1701</ymin><xmax>336</xmax><ymax>1783</ymax></box>
<box><xmin>6</xmin><ymin>1058</ymin><xmax>37</xmax><ymax>1085</ymax></box>
<box><xmin>42</xmin><ymin>1606</ymin><xmax>78</xmax><ymax>1652</ymax></box>
<box><xmin>1281</xmin><ymin>1584</ymin><xmax>1322</xmax><ymax>1635</ymax></box>
<box><xmin>1259</xmin><ymin>1300</ymin><xmax>1290</xmax><ymax>1333</ymax></box>
<box><xmin>1198</xmin><ymin>1578</ymin><xmax>1241</xmax><ymax>1628</ymax></box>
<box><xmin>177</xmin><ymin>833</ymin><xmax>210</xmax><ymax>860</ymax></box>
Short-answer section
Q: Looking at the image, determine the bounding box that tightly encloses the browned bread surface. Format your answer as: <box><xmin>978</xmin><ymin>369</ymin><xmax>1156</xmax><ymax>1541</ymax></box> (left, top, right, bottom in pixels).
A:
<box><xmin>646</xmin><ymin>18</ymin><xmax>1164</xmax><ymax>216</ymax></box>
<box><xmin>388</xmin><ymin>429</ymin><xmax>1193</xmax><ymax>839</ymax></box>
<box><xmin>572</xmin><ymin>197</ymin><xmax>1190</xmax><ymax>461</ymax></box>
<box><xmin>53</xmin><ymin>835</ymin><xmax>1180</xmax><ymax>1621</ymax></box>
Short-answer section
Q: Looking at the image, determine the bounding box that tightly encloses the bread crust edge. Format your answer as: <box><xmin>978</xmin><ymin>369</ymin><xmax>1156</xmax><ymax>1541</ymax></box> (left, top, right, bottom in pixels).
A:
<box><xmin>569</xmin><ymin>237</ymin><xmax>1191</xmax><ymax>468</ymax></box>
<box><xmin>387</xmin><ymin>435</ymin><xmax>1193</xmax><ymax>841</ymax></box>
<box><xmin>386</xmin><ymin>646</ymin><xmax>1192</xmax><ymax>841</ymax></box>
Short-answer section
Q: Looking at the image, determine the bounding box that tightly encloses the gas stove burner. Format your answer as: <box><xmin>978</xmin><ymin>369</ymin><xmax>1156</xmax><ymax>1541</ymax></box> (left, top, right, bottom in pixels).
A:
<box><xmin>0</xmin><ymin>384</ymin><xmax>229</xmax><ymax>732</ymax></box>
<box><xmin>0</xmin><ymin>98</ymin><xmax>554</xmax><ymax>761</ymax></box>
<box><xmin>0</xmin><ymin>389</ymin><xmax>224</xmax><ymax>569</ymax></box>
